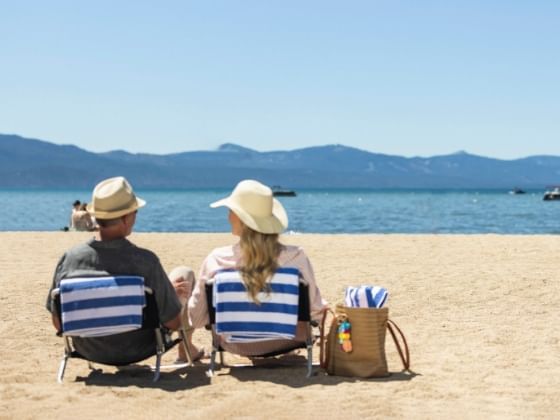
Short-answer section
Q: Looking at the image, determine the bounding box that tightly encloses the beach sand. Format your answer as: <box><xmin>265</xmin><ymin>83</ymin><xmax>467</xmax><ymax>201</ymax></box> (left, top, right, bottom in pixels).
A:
<box><xmin>1</xmin><ymin>232</ymin><xmax>558</xmax><ymax>419</ymax></box>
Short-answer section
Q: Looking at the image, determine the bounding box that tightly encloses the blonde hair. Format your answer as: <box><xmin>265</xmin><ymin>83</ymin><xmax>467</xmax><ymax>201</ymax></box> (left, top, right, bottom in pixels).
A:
<box><xmin>238</xmin><ymin>223</ymin><xmax>281</xmax><ymax>302</ymax></box>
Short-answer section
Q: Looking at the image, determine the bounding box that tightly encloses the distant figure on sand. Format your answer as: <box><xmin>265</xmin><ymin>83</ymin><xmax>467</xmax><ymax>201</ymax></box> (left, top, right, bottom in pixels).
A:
<box><xmin>46</xmin><ymin>176</ymin><xmax>200</xmax><ymax>364</ymax></box>
<box><xmin>171</xmin><ymin>179</ymin><xmax>327</xmax><ymax>359</ymax></box>
<box><xmin>69</xmin><ymin>200</ymin><xmax>81</xmax><ymax>229</ymax></box>
<box><xmin>71</xmin><ymin>203</ymin><xmax>97</xmax><ymax>231</ymax></box>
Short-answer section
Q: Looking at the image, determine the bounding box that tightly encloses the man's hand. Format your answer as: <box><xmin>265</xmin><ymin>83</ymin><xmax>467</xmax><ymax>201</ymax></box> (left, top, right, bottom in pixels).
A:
<box><xmin>172</xmin><ymin>276</ymin><xmax>191</xmax><ymax>302</ymax></box>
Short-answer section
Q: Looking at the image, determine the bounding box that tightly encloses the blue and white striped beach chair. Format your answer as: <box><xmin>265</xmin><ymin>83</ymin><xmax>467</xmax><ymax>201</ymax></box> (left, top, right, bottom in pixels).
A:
<box><xmin>205</xmin><ymin>268</ymin><xmax>317</xmax><ymax>377</ymax></box>
<box><xmin>51</xmin><ymin>275</ymin><xmax>193</xmax><ymax>382</ymax></box>
<box><xmin>59</xmin><ymin>276</ymin><xmax>146</xmax><ymax>337</ymax></box>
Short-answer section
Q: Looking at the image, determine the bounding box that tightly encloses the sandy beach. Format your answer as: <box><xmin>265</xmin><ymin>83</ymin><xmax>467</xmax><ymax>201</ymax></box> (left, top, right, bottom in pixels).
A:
<box><xmin>1</xmin><ymin>232</ymin><xmax>559</xmax><ymax>419</ymax></box>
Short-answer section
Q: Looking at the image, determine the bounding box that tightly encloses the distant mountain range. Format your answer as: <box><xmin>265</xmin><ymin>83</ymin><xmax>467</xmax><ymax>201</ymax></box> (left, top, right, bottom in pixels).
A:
<box><xmin>1</xmin><ymin>133</ymin><xmax>560</xmax><ymax>189</ymax></box>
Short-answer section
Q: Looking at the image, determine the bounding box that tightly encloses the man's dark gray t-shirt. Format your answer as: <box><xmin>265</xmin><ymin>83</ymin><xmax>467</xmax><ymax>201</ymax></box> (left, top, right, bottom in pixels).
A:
<box><xmin>46</xmin><ymin>237</ymin><xmax>182</xmax><ymax>364</ymax></box>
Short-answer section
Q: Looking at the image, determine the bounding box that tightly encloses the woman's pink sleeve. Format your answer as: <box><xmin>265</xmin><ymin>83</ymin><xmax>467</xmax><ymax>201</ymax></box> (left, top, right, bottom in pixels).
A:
<box><xmin>187</xmin><ymin>255</ymin><xmax>212</xmax><ymax>328</ymax></box>
<box><xmin>298</xmin><ymin>250</ymin><xmax>328</xmax><ymax>321</ymax></box>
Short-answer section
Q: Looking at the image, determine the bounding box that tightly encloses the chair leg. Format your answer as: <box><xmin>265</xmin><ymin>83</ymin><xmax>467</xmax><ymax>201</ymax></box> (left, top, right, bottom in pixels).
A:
<box><xmin>306</xmin><ymin>323</ymin><xmax>314</xmax><ymax>377</ymax></box>
<box><xmin>153</xmin><ymin>354</ymin><xmax>162</xmax><ymax>382</ymax></box>
<box><xmin>306</xmin><ymin>343</ymin><xmax>313</xmax><ymax>378</ymax></box>
<box><xmin>57</xmin><ymin>336</ymin><xmax>73</xmax><ymax>383</ymax></box>
<box><xmin>206</xmin><ymin>331</ymin><xmax>221</xmax><ymax>377</ymax></box>
<box><xmin>153</xmin><ymin>329</ymin><xmax>165</xmax><ymax>382</ymax></box>
<box><xmin>57</xmin><ymin>353</ymin><xmax>69</xmax><ymax>383</ymax></box>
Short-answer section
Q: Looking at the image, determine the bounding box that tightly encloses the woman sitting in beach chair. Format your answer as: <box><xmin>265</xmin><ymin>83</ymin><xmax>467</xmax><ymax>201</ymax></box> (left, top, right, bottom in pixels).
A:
<box><xmin>173</xmin><ymin>180</ymin><xmax>327</xmax><ymax>370</ymax></box>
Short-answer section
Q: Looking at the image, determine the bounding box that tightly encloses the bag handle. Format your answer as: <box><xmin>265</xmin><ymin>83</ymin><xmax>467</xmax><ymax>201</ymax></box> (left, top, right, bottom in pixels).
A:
<box><xmin>319</xmin><ymin>308</ymin><xmax>335</xmax><ymax>369</ymax></box>
<box><xmin>386</xmin><ymin>319</ymin><xmax>410</xmax><ymax>371</ymax></box>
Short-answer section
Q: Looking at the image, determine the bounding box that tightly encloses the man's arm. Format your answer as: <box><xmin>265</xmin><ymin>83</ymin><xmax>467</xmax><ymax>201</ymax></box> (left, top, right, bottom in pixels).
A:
<box><xmin>51</xmin><ymin>312</ymin><xmax>62</xmax><ymax>333</ymax></box>
<box><xmin>150</xmin><ymin>257</ymin><xmax>184</xmax><ymax>330</ymax></box>
<box><xmin>47</xmin><ymin>255</ymin><xmax>66</xmax><ymax>332</ymax></box>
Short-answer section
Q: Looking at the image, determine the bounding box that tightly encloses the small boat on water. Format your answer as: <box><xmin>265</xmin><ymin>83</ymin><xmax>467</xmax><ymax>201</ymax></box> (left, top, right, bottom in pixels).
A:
<box><xmin>509</xmin><ymin>187</ymin><xmax>526</xmax><ymax>195</ymax></box>
<box><xmin>543</xmin><ymin>186</ymin><xmax>560</xmax><ymax>201</ymax></box>
<box><xmin>271</xmin><ymin>186</ymin><xmax>296</xmax><ymax>197</ymax></box>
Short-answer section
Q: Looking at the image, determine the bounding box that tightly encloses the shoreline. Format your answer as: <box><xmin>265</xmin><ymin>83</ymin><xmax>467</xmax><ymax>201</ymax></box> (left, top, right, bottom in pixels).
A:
<box><xmin>2</xmin><ymin>230</ymin><xmax>560</xmax><ymax>235</ymax></box>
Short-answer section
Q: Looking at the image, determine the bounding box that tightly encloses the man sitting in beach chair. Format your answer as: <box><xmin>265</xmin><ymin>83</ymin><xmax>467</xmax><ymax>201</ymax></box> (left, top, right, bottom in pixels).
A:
<box><xmin>46</xmin><ymin>177</ymin><xmax>199</xmax><ymax>381</ymax></box>
<box><xmin>50</xmin><ymin>275</ymin><xmax>192</xmax><ymax>382</ymax></box>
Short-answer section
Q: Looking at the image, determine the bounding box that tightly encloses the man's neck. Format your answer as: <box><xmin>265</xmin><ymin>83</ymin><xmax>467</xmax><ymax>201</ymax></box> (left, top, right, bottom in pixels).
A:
<box><xmin>98</xmin><ymin>230</ymin><xmax>128</xmax><ymax>242</ymax></box>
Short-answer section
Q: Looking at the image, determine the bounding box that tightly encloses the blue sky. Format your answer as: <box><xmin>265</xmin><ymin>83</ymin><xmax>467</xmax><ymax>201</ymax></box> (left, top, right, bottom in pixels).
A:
<box><xmin>1</xmin><ymin>1</ymin><xmax>559</xmax><ymax>159</ymax></box>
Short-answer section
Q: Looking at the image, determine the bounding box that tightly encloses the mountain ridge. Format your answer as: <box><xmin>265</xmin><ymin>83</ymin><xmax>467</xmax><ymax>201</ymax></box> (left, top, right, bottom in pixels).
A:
<box><xmin>1</xmin><ymin>133</ymin><xmax>560</xmax><ymax>189</ymax></box>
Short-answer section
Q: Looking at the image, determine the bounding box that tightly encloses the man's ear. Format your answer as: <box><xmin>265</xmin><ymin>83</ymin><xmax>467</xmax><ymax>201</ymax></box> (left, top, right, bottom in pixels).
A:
<box><xmin>122</xmin><ymin>212</ymin><xmax>136</xmax><ymax>229</ymax></box>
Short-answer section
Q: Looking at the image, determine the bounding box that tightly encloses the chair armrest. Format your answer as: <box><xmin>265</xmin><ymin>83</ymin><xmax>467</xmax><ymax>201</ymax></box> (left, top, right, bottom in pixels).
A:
<box><xmin>50</xmin><ymin>288</ymin><xmax>60</xmax><ymax>300</ymax></box>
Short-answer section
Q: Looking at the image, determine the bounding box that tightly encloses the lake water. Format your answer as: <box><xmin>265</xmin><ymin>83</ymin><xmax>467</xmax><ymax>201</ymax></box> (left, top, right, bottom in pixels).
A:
<box><xmin>1</xmin><ymin>189</ymin><xmax>559</xmax><ymax>234</ymax></box>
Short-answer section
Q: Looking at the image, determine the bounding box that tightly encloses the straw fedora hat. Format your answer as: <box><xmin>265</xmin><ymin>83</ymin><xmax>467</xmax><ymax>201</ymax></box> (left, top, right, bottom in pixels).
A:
<box><xmin>210</xmin><ymin>180</ymin><xmax>288</xmax><ymax>234</ymax></box>
<box><xmin>87</xmin><ymin>176</ymin><xmax>146</xmax><ymax>219</ymax></box>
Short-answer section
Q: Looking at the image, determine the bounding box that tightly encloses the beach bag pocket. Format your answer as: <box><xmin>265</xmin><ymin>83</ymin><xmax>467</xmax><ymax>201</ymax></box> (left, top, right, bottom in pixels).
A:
<box><xmin>319</xmin><ymin>304</ymin><xmax>410</xmax><ymax>377</ymax></box>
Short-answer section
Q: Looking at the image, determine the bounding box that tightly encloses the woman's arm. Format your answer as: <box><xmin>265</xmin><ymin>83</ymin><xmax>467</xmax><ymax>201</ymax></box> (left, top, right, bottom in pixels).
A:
<box><xmin>291</xmin><ymin>247</ymin><xmax>328</xmax><ymax>321</ymax></box>
<box><xmin>187</xmin><ymin>256</ymin><xmax>212</xmax><ymax>328</ymax></box>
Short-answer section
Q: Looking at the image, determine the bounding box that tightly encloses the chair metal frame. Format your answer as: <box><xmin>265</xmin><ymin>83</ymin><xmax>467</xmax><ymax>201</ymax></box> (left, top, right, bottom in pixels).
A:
<box><xmin>205</xmin><ymin>281</ymin><xmax>317</xmax><ymax>378</ymax></box>
<box><xmin>52</xmin><ymin>285</ymin><xmax>193</xmax><ymax>383</ymax></box>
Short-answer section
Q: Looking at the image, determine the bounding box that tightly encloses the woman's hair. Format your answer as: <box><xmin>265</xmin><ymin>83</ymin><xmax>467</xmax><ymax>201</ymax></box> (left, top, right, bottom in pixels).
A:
<box><xmin>238</xmin><ymin>222</ymin><xmax>282</xmax><ymax>303</ymax></box>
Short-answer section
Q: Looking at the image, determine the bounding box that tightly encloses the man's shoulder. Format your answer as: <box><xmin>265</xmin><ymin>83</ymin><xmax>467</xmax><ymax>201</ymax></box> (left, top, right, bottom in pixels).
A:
<box><xmin>128</xmin><ymin>243</ymin><xmax>160</xmax><ymax>262</ymax></box>
<box><xmin>63</xmin><ymin>239</ymin><xmax>161</xmax><ymax>264</ymax></box>
<box><xmin>63</xmin><ymin>240</ymin><xmax>96</xmax><ymax>258</ymax></box>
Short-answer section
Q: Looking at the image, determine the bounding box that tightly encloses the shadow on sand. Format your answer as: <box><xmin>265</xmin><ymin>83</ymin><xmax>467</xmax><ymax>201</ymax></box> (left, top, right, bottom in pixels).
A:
<box><xmin>74</xmin><ymin>362</ymin><xmax>211</xmax><ymax>391</ymax></box>
<box><xmin>70</xmin><ymin>354</ymin><xmax>419</xmax><ymax>390</ymax></box>
<box><xmin>208</xmin><ymin>353</ymin><xmax>420</xmax><ymax>388</ymax></box>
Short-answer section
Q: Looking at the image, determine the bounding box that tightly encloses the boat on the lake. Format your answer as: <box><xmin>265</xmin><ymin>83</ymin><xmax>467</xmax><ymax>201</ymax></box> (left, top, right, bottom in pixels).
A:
<box><xmin>509</xmin><ymin>187</ymin><xmax>526</xmax><ymax>195</ymax></box>
<box><xmin>543</xmin><ymin>186</ymin><xmax>560</xmax><ymax>201</ymax></box>
<box><xmin>271</xmin><ymin>186</ymin><xmax>296</xmax><ymax>197</ymax></box>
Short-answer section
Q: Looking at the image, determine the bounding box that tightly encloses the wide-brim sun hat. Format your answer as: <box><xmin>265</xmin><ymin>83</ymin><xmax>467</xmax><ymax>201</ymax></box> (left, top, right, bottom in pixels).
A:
<box><xmin>210</xmin><ymin>179</ymin><xmax>288</xmax><ymax>234</ymax></box>
<box><xmin>87</xmin><ymin>176</ymin><xmax>146</xmax><ymax>219</ymax></box>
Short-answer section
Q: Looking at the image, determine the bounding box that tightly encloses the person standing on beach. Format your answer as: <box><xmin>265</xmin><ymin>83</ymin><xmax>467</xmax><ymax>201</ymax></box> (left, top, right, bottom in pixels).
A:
<box><xmin>171</xmin><ymin>179</ymin><xmax>327</xmax><ymax>358</ymax></box>
<box><xmin>71</xmin><ymin>203</ymin><xmax>97</xmax><ymax>231</ymax></box>
<box><xmin>69</xmin><ymin>200</ymin><xmax>81</xmax><ymax>229</ymax></box>
<box><xmin>46</xmin><ymin>176</ymin><xmax>200</xmax><ymax>364</ymax></box>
